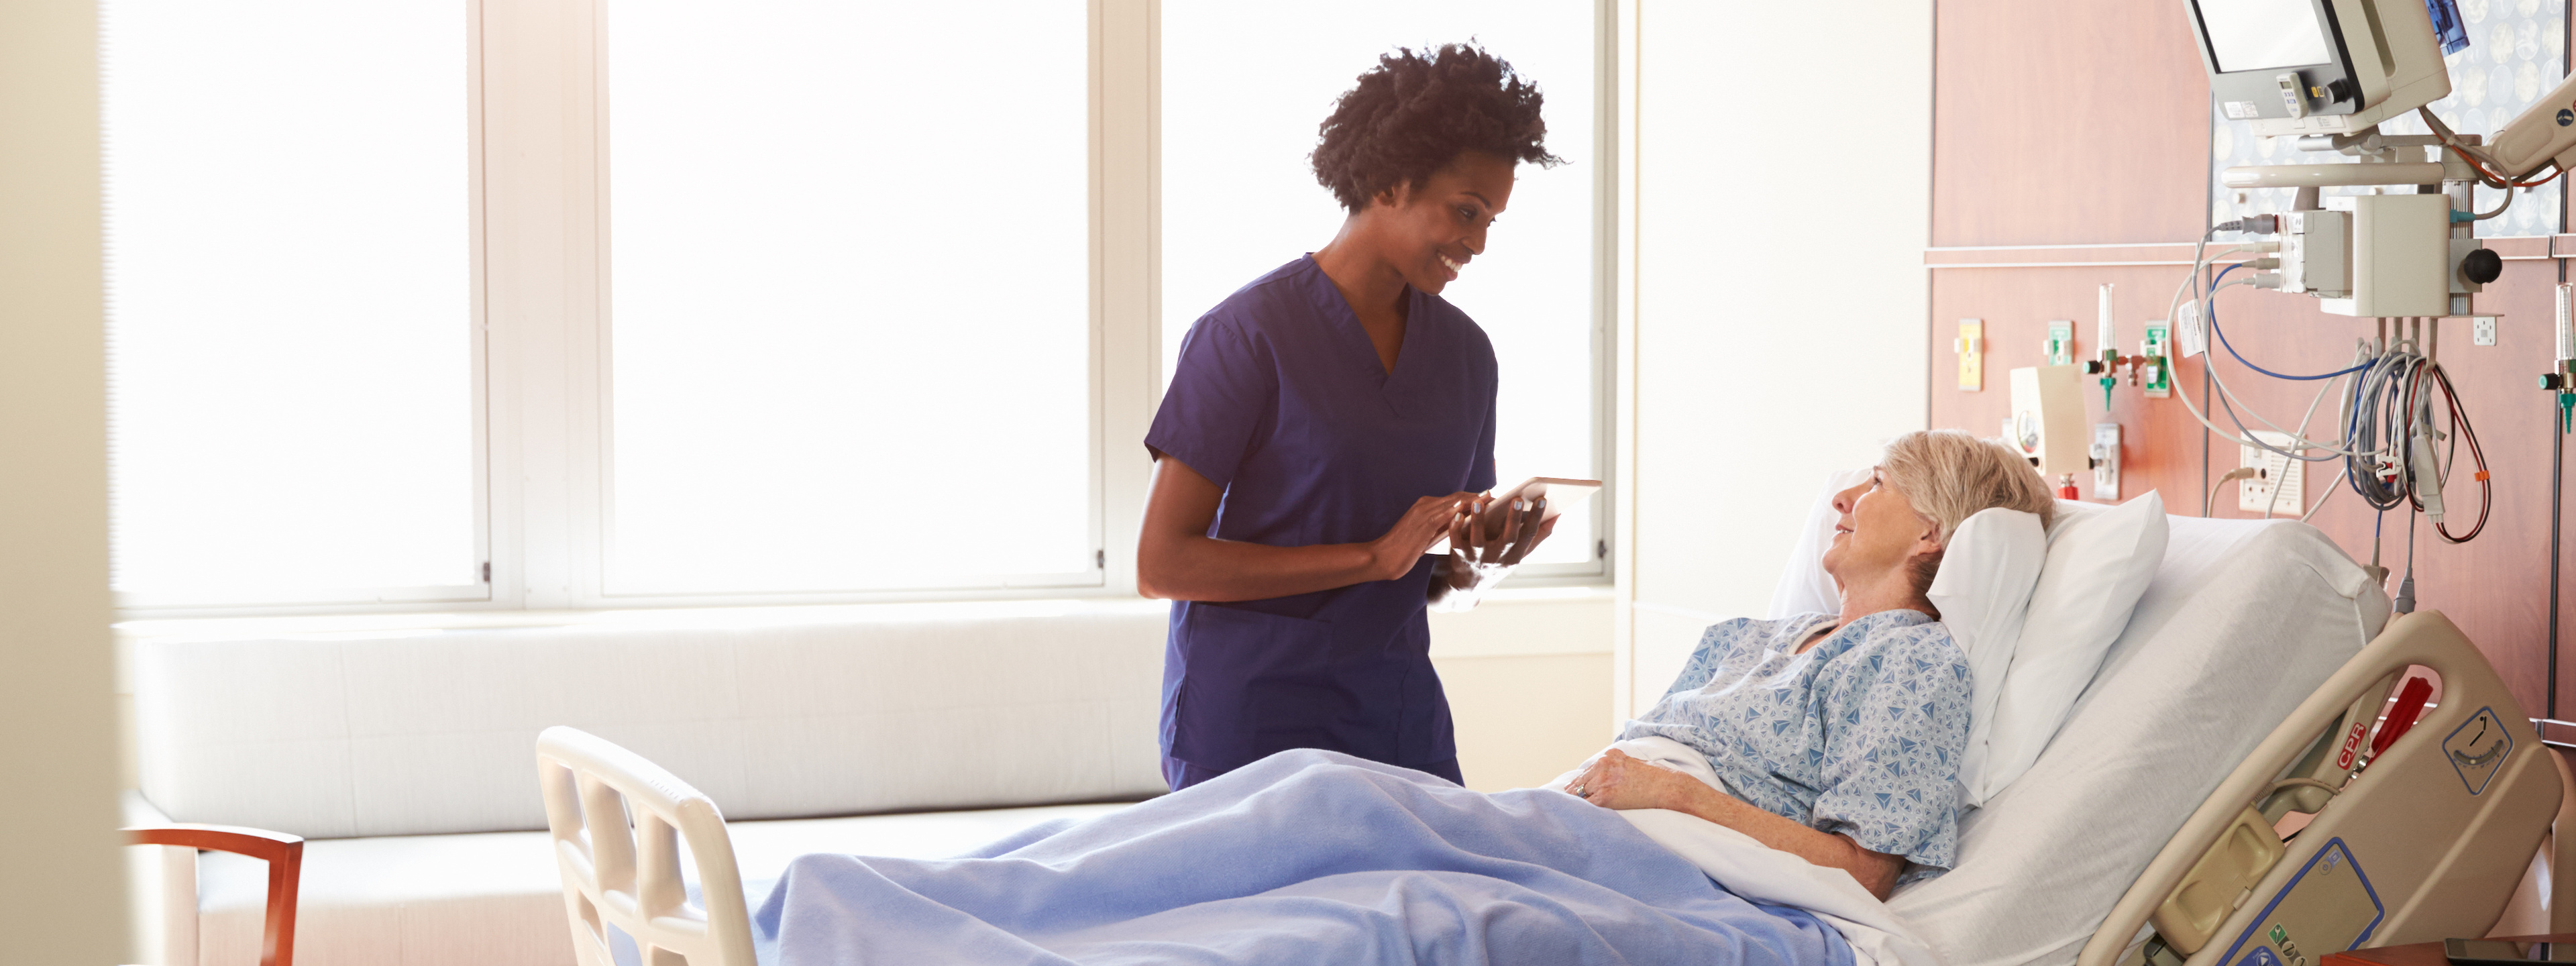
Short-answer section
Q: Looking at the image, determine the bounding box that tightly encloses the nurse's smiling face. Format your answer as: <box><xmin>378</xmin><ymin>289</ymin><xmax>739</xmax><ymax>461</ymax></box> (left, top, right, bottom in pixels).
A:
<box><xmin>1368</xmin><ymin>150</ymin><xmax>1516</xmax><ymax>297</ymax></box>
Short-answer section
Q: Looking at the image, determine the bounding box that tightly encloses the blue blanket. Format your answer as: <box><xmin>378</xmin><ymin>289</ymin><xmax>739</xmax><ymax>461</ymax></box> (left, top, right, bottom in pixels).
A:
<box><xmin>750</xmin><ymin>749</ymin><xmax>1854</xmax><ymax>965</ymax></box>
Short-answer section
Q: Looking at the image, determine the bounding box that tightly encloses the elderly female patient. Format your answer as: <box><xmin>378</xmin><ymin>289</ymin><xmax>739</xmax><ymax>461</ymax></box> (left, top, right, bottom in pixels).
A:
<box><xmin>1562</xmin><ymin>429</ymin><xmax>2054</xmax><ymax>900</ymax></box>
<box><xmin>753</xmin><ymin>430</ymin><xmax>2057</xmax><ymax>965</ymax></box>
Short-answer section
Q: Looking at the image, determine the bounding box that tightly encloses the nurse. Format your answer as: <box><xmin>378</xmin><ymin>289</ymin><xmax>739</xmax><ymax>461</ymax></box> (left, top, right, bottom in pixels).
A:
<box><xmin>1138</xmin><ymin>44</ymin><xmax>1564</xmax><ymax>791</ymax></box>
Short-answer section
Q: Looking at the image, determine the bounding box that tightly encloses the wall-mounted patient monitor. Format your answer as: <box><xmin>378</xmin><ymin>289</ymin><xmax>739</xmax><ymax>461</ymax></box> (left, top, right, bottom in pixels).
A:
<box><xmin>2183</xmin><ymin>0</ymin><xmax>2452</xmax><ymax>136</ymax></box>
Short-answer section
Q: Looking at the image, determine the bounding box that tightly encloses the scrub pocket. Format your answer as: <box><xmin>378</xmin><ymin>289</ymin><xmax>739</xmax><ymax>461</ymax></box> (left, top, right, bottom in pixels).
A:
<box><xmin>1171</xmin><ymin>604</ymin><xmax>1339</xmax><ymax>766</ymax></box>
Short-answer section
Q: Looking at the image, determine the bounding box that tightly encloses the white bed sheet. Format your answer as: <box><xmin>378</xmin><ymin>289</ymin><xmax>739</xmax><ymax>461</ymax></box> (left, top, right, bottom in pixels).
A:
<box><xmin>1884</xmin><ymin>516</ymin><xmax>2391</xmax><ymax>966</ymax></box>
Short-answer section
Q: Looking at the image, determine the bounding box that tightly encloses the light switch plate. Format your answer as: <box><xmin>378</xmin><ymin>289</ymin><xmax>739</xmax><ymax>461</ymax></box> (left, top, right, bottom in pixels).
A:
<box><xmin>1957</xmin><ymin>319</ymin><xmax>1984</xmax><ymax>391</ymax></box>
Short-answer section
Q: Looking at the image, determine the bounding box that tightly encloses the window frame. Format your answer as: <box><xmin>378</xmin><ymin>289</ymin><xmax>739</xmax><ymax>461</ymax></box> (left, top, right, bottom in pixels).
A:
<box><xmin>112</xmin><ymin>0</ymin><xmax>1617</xmax><ymax>619</ymax></box>
<box><xmin>103</xmin><ymin>0</ymin><xmax>496</xmax><ymax>614</ymax></box>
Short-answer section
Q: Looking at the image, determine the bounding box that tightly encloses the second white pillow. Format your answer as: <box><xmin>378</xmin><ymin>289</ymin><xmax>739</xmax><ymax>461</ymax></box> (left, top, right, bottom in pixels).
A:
<box><xmin>1964</xmin><ymin>492</ymin><xmax>2169</xmax><ymax>804</ymax></box>
<box><xmin>1925</xmin><ymin>507</ymin><xmax>2048</xmax><ymax>807</ymax></box>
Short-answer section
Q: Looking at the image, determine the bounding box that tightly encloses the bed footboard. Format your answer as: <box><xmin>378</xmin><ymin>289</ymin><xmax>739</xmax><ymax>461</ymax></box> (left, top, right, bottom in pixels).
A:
<box><xmin>2080</xmin><ymin>610</ymin><xmax>2563</xmax><ymax>966</ymax></box>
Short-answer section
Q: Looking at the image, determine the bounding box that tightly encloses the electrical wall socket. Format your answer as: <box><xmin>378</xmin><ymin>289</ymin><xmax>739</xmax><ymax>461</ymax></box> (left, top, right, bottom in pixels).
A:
<box><xmin>2473</xmin><ymin>316</ymin><xmax>2497</xmax><ymax>346</ymax></box>
<box><xmin>2239</xmin><ymin>430</ymin><xmax>2305</xmax><ymax>515</ymax></box>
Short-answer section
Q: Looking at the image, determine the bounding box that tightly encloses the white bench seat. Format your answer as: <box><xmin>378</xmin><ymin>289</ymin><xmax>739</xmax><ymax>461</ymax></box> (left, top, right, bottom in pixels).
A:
<box><xmin>187</xmin><ymin>802</ymin><xmax>1132</xmax><ymax>966</ymax></box>
<box><xmin>127</xmin><ymin>605</ymin><xmax>1171</xmax><ymax>966</ymax></box>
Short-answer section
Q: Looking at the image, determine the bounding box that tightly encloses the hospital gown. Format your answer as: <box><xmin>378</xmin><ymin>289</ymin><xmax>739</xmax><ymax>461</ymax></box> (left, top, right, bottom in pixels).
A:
<box><xmin>1621</xmin><ymin>610</ymin><xmax>1971</xmax><ymax>878</ymax></box>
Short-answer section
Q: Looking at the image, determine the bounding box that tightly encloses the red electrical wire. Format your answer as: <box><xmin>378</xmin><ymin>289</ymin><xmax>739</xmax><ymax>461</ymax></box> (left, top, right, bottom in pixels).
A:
<box><xmin>2419</xmin><ymin>363</ymin><xmax>2490</xmax><ymax>543</ymax></box>
<box><xmin>2428</xmin><ymin>127</ymin><xmax>2564</xmax><ymax>189</ymax></box>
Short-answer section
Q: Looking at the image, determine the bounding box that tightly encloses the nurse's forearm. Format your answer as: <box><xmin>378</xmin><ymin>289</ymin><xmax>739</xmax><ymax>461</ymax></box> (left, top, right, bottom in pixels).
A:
<box><xmin>1138</xmin><ymin>535</ymin><xmax>1413</xmax><ymax>602</ymax></box>
<box><xmin>1137</xmin><ymin>455</ymin><xmax>1466</xmax><ymax>602</ymax></box>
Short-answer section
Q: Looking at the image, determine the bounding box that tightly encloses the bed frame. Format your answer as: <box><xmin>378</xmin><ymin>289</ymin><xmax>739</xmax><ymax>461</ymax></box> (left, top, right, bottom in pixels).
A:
<box><xmin>2080</xmin><ymin>610</ymin><xmax>2576</xmax><ymax>966</ymax></box>
<box><xmin>525</xmin><ymin>608</ymin><xmax>2573</xmax><ymax>966</ymax></box>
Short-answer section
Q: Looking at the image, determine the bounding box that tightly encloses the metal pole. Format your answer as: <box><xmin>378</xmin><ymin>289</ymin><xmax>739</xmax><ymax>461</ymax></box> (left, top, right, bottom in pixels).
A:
<box><xmin>2553</xmin><ymin>407</ymin><xmax>2564</xmax><ymax>720</ymax></box>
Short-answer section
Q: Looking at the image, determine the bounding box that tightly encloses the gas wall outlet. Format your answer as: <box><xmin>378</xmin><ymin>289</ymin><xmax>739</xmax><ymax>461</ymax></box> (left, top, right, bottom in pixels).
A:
<box><xmin>2045</xmin><ymin>320</ymin><xmax>2076</xmax><ymax>366</ymax></box>
<box><xmin>1957</xmin><ymin>319</ymin><xmax>1984</xmax><ymax>391</ymax></box>
<box><xmin>2239</xmin><ymin>430</ymin><xmax>2306</xmax><ymax>515</ymax></box>
<box><xmin>2090</xmin><ymin>423</ymin><xmax>2121</xmax><ymax>501</ymax></box>
<box><xmin>2141</xmin><ymin>323</ymin><xmax>2173</xmax><ymax>398</ymax></box>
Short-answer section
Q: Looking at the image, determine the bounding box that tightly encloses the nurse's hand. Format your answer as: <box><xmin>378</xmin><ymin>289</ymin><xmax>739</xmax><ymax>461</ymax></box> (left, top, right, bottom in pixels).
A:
<box><xmin>1425</xmin><ymin>494</ymin><xmax>1558</xmax><ymax>610</ymax></box>
<box><xmin>1366</xmin><ymin>492</ymin><xmax>1481</xmax><ymax>581</ymax></box>
<box><xmin>1451</xmin><ymin>494</ymin><xmax>1556</xmax><ymax>568</ymax></box>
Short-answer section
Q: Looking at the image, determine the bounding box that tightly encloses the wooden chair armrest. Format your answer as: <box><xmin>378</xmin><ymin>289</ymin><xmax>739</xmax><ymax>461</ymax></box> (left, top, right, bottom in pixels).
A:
<box><xmin>125</xmin><ymin>824</ymin><xmax>304</xmax><ymax>966</ymax></box>
<box><xmin>126</xmin><ymin>823</ymin><xmax>303</xmax><ymax>861</ymax></box>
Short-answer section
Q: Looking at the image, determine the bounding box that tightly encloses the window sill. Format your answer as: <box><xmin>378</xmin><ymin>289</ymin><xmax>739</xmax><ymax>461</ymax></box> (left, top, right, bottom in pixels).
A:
<box><xmin>113</xmin><ymin>585</ymin><xmax>1611</xmax><ymax>697</ymax></box>
<box><xmin>116</xmin><ymin>584</ymin><xmax>1611</xmax><ymax>644</ymax></box>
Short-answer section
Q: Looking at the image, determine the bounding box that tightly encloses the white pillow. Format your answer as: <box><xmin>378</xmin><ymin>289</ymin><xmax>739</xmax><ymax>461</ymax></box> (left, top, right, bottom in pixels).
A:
<box><xmin>1962</xmin><ymin>492</ymin><xmax>2169</xmax><ymax>802</ymax></box>
<box><xmin>1924</xmin><ymin>508</ymin><xmax>2048</xmax><ymax>807</ymax></box>
<box><xmin>1766</xmin><ymin>468</ymin><xmax>1872</xmax><ymax>619</ymax></box>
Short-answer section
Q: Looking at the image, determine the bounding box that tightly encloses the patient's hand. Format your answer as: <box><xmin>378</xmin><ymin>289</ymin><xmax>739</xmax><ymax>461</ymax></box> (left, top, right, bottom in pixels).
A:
<box><xmin>1566</xmin><ymin>749</ymin><xmax>1909</xmax><ymax>900</ymax></box>
<box><xmin>1563</xmin><ymin>749</ymin><xmax>1714</xmax><ymax>812</ymax></box>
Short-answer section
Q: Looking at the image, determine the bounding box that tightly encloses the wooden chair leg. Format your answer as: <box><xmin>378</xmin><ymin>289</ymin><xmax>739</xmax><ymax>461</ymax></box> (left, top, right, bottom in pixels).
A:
<box><xmin>127</xmin><ymin>824</ymin><xmax>304</xmax><ymax>966</ymax></box>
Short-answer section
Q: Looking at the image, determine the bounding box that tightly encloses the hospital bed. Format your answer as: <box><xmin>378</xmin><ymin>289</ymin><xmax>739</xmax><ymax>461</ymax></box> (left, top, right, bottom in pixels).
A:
<box><xmin>531</xmin><ymin>513</ymin><xmax>2571</xmax><ymax>966</ymax></box>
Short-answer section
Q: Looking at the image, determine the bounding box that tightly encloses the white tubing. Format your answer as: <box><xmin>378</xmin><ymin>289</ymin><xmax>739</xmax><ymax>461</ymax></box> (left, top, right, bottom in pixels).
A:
<box><xmin>2557</xmin><ymin>282</ymin><xmax>2573</xmax><ymax>364</ymax></box>
<box><xmin>2098</xmin><ymin>283</ymin><xmax>2116</xmax><ymax>362</ymax></box>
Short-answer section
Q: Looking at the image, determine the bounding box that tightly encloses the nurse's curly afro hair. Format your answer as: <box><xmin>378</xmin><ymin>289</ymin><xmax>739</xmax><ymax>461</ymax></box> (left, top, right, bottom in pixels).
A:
<box><xmin>1310</xmin><ymin>43</ymin><xmax>1562</xmax><ymax>214</ymax></box>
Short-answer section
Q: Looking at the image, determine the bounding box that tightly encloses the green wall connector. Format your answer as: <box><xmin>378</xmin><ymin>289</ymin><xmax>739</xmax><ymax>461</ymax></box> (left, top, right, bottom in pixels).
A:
<box><xmin>2045</xmin><ymin>321</ymin><xmax>2074</xmax><ymax>366</ymax></box>
<box><xmin>2141</xmin><ymin>322</ymin><xmax>2173</xmax><ymax>398</ymax></box>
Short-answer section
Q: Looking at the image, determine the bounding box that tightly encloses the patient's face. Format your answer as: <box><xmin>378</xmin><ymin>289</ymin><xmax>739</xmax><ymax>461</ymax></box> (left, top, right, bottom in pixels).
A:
<box><xmin>1822</xmin><ymin>469</ymin><xmax>1933</xmax><ymax>588</ymax></box>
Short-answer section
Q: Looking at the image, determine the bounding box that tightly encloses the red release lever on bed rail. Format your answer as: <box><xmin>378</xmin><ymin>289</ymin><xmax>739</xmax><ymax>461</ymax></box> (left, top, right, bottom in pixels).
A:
<box><xmin>2368</xmin><ymin>677</ymin><xmax>2435</xmax><ymax>761</ymax></box>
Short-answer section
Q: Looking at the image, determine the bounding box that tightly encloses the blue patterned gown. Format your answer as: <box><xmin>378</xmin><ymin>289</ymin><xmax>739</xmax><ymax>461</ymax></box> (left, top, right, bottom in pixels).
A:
<box><xmin>1620</xmin><ymin>610</ymin><xmax>1971</xmax><ymax>880</ymax></box>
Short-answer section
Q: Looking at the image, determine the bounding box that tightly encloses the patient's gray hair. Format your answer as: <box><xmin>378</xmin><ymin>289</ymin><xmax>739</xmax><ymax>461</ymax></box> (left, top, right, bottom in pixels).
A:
<box><xmin>1878</xmin><ymin>430</ymin><xmax>2057</xmax><ymax>594</ymax></box>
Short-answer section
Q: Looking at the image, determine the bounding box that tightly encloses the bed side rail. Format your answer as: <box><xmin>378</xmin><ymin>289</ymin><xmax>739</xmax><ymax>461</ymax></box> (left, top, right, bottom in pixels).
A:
<box><xmin>2080</xmin><ymin>610</ymin><xmax>2562</xmax><ymax>966</ymax></box>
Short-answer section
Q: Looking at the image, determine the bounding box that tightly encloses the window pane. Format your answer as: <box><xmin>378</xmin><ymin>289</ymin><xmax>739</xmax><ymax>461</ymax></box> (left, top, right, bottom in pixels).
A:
<box><xmin>101</xmin><ymin>0</ymin><xmax>477</xmax><ymax>598</ymax></box>
<box><xmin>605</xmin><ymin>1</ymin><xmax>1091</xmax><ymax>594</ymax></box>
<box><xmin>1162</xmin><ymin>2</ymin><xmax>1598</xmax><ymax>566</ymax></box>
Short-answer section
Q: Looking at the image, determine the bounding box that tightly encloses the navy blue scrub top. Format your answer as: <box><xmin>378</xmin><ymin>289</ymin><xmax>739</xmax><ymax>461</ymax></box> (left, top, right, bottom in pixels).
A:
<box><xmin>1145</xmin><ymin>255</ymin><xmax>1498</xmax><ymax>786</ymax></box>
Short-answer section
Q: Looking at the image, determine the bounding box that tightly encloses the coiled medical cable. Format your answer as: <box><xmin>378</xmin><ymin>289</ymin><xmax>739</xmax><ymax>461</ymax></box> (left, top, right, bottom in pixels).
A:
<box><xmin>2159</xmin><ymin>237</ymin><xmax>2488</xmax><ymax>541</ymax></box>
<box><xmin>2209</xmin><ymin>292</ymin><xmax>2375</xmax><ymax>382</ymax></box>
<box><xmin>2163</xmin><ymin>258</ymin><xmax>2385</xmax><ymax>460</ymax></box>
<box><xmin>2208</xmin><ymin>309</ymin><xmax>2380</xmax><ymax>462</ymax></box>
<box><xmin>2423</xmin><ymin>364</ymin><xmax>2491</xmax><ymax>542</ymax></box>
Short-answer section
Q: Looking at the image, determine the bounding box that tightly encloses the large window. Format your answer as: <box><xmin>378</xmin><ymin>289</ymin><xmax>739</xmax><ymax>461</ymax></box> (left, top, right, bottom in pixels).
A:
<box><xmin>600</xmin><ymin>0</ymin><xmax>1091</xmax><ymax>594</ymax></box>
<box><xmin>100</xmin><ymin>1</ymin><xmax>1611</xmax><ymax>615</ymax></box>
<box><xmin>101</xmin><ymin>0</ymin><xmax>481</xmax><ymax>606</ymax></box>
<box><xmin>1161</xmin><ymin>1</ymin><xmax>1603</xmax><ymax>570</ymax></box>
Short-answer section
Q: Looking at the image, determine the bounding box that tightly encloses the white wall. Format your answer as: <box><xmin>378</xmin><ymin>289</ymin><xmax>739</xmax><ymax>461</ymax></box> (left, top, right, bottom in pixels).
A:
<box><xmin>0</xmin><ymin>0</ymin><xmax>128</xmax><ymax>957</ymax></box>
<box><xmin>1610</xmin><ymin>1</ymin><xmax>1934</xmax><ymax>718</ymax></box>
<box><xmin>1429</xmin><ymin>592</ymin><xmax>1613</xmax><ymax>790</ymax></box>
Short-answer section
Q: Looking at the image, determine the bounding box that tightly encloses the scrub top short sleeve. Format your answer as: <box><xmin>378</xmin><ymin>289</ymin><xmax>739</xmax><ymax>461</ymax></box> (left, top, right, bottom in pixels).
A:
<box><xmin>1146</xmin><ymin>317</ymin><xmax>1277</xmax><ymax>491</ymax></box>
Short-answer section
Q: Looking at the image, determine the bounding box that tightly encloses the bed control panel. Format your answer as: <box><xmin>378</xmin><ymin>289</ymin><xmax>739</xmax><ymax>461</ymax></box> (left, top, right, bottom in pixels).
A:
<box><xmin>2216</xmin><ymin>839</ymin><xmax>2383</xmax><ymax>966</ymax></box>
<box><xmin>2151</xmin><ymin>807</ymin><xmax>2286</xmax><ymax>953</ymax></box>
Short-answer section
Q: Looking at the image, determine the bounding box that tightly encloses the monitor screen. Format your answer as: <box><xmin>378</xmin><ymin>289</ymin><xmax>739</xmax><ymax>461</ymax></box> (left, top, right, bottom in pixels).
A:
<box><xmin>2199</xmin><ymin>0</ymin><xmax>2334</xmax><ymax>73</ymax></box>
